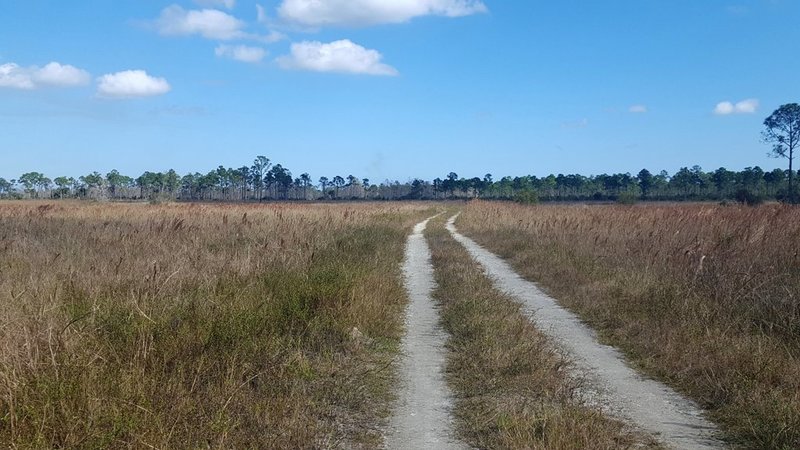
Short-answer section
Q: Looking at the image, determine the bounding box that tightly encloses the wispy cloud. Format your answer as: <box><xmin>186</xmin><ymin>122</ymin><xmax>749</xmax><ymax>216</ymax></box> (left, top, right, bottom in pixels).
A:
<box><xmin>0</xmin><ymin>62</ymin><xmax>90</xmax><ymax>90</ymax></box>
<box><xmin>215</xmin><ymin>44</ymin><xmax>267</xmax><ymax>63</ymax></box>
<box><xmin>256</xmin><ymin>4</ymin><xmax>269</xmax><ymax>23</ymax></box>
<box><xmin>155</xmin><ymin>5</ymin><xmax>247</xmax><ymax>40</ymax></box>
<box><xmin>154</xmin><ymin>4</ymin><xmax>285</xmax><ymax>44</ymax></box>
<box><xmin>714</xmin><ymin>98</ymin><xmax>759</xmax><ymax>115</ymax></box>
<box><xmin>194</xmin><ymin>0</ymin><xmax>236</xmax><ymax>9</ymax></box>
<box><xmin>561</xmin><ymin>118</ymin><xmax>589</xmax><ymax>129</ymax></box>
<box><xmin>629</xmin><ymin>104</ymin><xmax>648</xmax><ymax>114</ymax></box>
<box><xmin>276</xmin><ymin>40</ymin><xmax>398</xmax><ymax>76</ymax></box>
<box><xmin>97</xmin><ymin>70</ymin><xmax>171</xmax><ymax>99</ymax></box>
<box><xmin>277</xmin><ymin>0</ymin><xmax>488</xmax><ymax>27</ymax></box>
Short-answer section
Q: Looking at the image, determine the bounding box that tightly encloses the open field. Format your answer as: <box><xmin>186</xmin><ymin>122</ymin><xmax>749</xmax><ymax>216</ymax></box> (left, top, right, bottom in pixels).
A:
<box><xmin>2</xmin><ymin>199</ymin><xmax>796</xmax><ymax>449</ymax></box>
<box><xmin>0</xmin><ymin>201</ymin><xmax>433</xmax><ymax>448</ymax></box>
<box><xmin>457</xmin><ymin>201</ymin><xmax>800</xmax><ymax>449</ymax></box>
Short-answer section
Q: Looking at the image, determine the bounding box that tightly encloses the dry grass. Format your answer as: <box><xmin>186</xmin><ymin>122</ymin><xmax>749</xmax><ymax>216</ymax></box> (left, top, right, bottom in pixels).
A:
<box><xmin>425</xmin><ymin>216</ymin><xmax>657</xmax><ymax>449</ymax></box>
<box><xmin>458</xmin><ymin>201</ymin><xmax>800</xmax><ymax>449</ymax></box>
<box><xmin>0</xmin><ymin>201</ymin><xmax>433</xmax><ymax>448</ymax></box>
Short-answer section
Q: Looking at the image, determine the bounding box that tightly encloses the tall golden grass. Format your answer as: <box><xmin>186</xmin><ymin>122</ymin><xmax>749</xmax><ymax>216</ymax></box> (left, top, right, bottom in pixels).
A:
<box><xmin>0</xmin><ymin>201</ymin><xmax>433</xmax><ymax>448</ymax></box>
<box><xmin>459</xmin><ymin>201</ymin><xmax>800</xmax><ymax>449</ymax></box>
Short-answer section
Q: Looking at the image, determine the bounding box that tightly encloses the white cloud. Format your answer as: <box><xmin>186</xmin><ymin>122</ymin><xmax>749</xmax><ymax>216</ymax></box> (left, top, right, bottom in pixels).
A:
<box><xmin>0</xmin><ymin>62</ymin><xmax>90</xmax><ymax>90</ymax></box>
<box><xmin>32</xmin><ymin>62</ymin><xmax>91</xmax><ymax>87</ymax></box>
<box><xmin>277</xmin><ymin>0</ymin><xmax>488</xmax><ymax>26</ymax></box>
<box><xmin>276</xmin><ymin>39</ymin><xmax>398</xmax><ymax>75</ymax></box>
<box><xmin>156</xmin><ymin>5</ymin><xmax>246</xmax><ymax>40</ymax></box>
<box><xmin>0</xmin><ymin>63</ymin><xmax>35</xmax><ymax>89</ymax></box>
<box><xmin>629</xmin><ymin>104</ymin><xmax>648</xmax><ymax>113</ymax></box>
<box><xmin>97</xmin><ymin>70</ymin><xmax>171</xmax><ymax>99</ymax></box>
<box><xmin>254</xmin><ymin>6</ymin><xmax>287</xmax><ymax>42</ymax></box>
<box><xmin>257</xmin><ymin>30</ymin><xmax>287</xmax><ymax>43</ymax></box>
<box><xmin>734</xmin><ymin>98</ymin><xmax>759</xmax><ymax>113</ymax></box>
<box><xmin>215</xmin><ymin>44</ymin><xmax>267</xmax><ymax>63</ymax></box>
<box><xmin>714</xmin><ymin>101</ymin><xmax>735</xmax><ymax>115</ymax></box>
<box><xmin>194</xmin><ymin>0</ymin><xmax>236</xmax><ymax>9</ymax></box>
<box><xmin>714</xmin><ymin>98</ymin><xmax>759</xmax><ymax>115</ymax></box>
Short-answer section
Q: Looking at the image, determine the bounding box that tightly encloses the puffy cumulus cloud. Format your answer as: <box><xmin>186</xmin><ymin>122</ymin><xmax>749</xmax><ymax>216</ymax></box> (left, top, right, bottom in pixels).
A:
<box><xmin>0</xmin><ymin>62</ymin><xmax>90</xmax><ymax>90</ymax></box>
<box><xmin>215</xmin><ymin>44</ymin><xmax>267</xmax><ymax>63</ymax></box>
<box><xmin>194</xmin><ymin>0</ymin><xmax>236</xmax><ymax>9</ymax></box>
<box><xmin>277</xmin><ymin>0</ymin><xmax>488</xmax><ymax>27</ymax></box>
<box><xmin>276</xmin><ymin>39</ymin><xmax>398</xmax><ymax>75</ymax></box>
<box><xmin>629</xmin><ymin>104</ymin><xmax>648</xmax><ymax>113</ymax></box>
<box><xmin>156</xmin><ymin>5</ymin><xmax>246</xmax><ymax>40</ymax></box>
<box><xmin>97</xmin><ymin>70</ymin><xmax>171</xmax><ymax>99</ymax></box>
<box><xmin>714</xmin><ymin>98</ymin><xmax>759</xmax><ymax>115</ymax></box>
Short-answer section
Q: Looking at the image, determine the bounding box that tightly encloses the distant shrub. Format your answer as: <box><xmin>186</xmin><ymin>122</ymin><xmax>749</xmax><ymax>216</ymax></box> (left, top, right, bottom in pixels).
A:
<box><xmin>734</xmin><ymin>189</ymin><xmax>764</xmax><ymax>206</ymax></box>
<box><xmin>776</xmin><ymin>186</ymin><xmax>800</xmax><ymax>204</ymax></box>
<box><xmin>616</xmin><ymin>191</ymin><xmax>637</xmax><ymax>205</ymax></box>
<box><xmin>514</xmin><ymin>189</ymin><xmax>539</xmax><ymax>205</ymax></box>
<box><xmin>148</xmin><ymin>193</ymin><xmax>175</xmax><ymax>205</ymax></box>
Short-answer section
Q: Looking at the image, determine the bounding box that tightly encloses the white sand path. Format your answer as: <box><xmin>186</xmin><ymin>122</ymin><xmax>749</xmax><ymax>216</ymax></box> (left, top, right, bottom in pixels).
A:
<box><xmin>386</xmin><ymin>216</ymin><xmax>467</xmax><ymax>450</ymax></box>
<box><xmin>446</xmin><ymin>213</ymin><xmax>724</xmax><ymax>450</ymax></box>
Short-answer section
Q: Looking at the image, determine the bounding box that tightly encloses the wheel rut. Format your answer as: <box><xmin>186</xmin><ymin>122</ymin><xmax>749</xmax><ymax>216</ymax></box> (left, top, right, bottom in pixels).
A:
<box><xmin>386</xmin><ymin>216</ymin><xmax>466</xmax><ymax>450</ymax></box>
<box><xmin>446</xmin><ymin>213</ymin><xmax>725</xmax><ymax>450</ymax></box>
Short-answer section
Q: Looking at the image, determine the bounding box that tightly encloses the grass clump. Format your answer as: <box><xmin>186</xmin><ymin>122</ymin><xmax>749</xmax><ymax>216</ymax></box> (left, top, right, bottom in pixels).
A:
<box><xmin>425</xmin><ymin>216</ymin><xmax>656</xmax><ymax>449</ymax></box>
<box><xmin>458</xmin><ymin>201</ymin><xmax>800</xmax><ymax>449</ymax></box>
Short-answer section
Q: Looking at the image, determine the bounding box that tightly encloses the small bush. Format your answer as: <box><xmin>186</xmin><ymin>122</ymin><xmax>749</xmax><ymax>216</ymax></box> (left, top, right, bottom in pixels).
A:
<box><xmin>616</xmin><ymin>191</ymin><xmax>637</xmax><ymax>205</ymax></box>
<box><xmin>734</xmin><ymin>189</ymin><xmax>764</xmax><ymax>206</ymax></box>
<box><xmin>514</xmin><ymin>189</ymin><xmax>539</xmax><ymax>205</ymax></box>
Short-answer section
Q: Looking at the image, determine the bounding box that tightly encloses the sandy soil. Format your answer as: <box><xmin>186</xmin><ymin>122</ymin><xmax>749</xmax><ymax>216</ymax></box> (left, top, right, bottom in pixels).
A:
<box><xmin>385</xmin><ymin>217</ymin><xmax>467</xmax><ymax>450</ymax></box>
<box><xmin>446</xmin><ymin>213</ymin><xmax>724</xmax><ymax>450</ymax></box>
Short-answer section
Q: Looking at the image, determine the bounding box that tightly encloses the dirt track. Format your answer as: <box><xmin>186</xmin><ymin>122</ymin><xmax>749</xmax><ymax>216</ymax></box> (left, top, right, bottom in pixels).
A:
<box><xmin>446</xmin><ymin>213</ymin><xmax>724</xmax><ymax>450</ymax></box>
<box><xmin>386</xmin><ymin>217</ymin><xmax>466</xmax><ymax>450</ymax></box>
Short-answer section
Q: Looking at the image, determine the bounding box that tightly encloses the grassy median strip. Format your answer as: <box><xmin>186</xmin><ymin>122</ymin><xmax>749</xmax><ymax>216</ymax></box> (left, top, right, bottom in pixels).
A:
<box><xmin>0</xmin><ymin>202</ymin><xmax>432</xmax><ymax>448</ymax></box>
<box><xmin>458</xmin><ymin>201</ymin><xmax>800</xmax><ymax>449</ymax></box>
<box><xmin>425</xmin><ymin>217</ymin><xmax>657</xmax><ymax>449</ymax></box>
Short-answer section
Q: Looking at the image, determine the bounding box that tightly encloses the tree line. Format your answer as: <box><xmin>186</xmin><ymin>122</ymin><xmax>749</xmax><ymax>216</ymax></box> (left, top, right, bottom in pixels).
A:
<box><xmin>2</xmin><ymin>102</ymin><xmax>797</xmax><ymax>204</ymax></box>
<box><xmin>0</xmin><ymin>160</ymin><xmax>796</xmax><ymax>204</ymax></box>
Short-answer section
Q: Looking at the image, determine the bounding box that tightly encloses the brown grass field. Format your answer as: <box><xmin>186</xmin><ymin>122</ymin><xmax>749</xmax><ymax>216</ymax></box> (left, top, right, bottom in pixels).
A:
<box><xmin>2</xmin><ymin>200</ymin><xmax>798</xmax><ymax>449</ymax></box>
<box><xmin>0</xmin><ymin>201</ymin><xmax>433</xmax><ymax>448</ymax></box>
<box><xmin>458</xmin><ymin>201</ymin><xmax>800</xmax><ymax>449</ymax></box>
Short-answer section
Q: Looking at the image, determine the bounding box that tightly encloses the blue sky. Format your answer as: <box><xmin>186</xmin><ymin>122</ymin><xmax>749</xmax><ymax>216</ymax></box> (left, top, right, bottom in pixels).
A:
<box><xmin>1</xmin><ymin>0</ymin><xmax>799</xmax><ymax>183</ymax></box>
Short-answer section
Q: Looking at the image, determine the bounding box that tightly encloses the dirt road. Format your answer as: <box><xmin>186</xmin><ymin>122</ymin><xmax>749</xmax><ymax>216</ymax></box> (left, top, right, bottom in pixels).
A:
<box><xmin>446</xmin><ymin>214</ymin><xmax>724</xmax><ymax>450</ymax></box>
<box><xmin>386</xmin><ymin>217</ymin><xmax>466</xmax><ymax>450</ymax></box>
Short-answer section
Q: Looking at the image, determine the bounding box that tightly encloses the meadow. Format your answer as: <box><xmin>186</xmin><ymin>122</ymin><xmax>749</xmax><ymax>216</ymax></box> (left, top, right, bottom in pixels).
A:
<box><xmin>458</xmin><ymin>201</ymin><xmax>800</xmax><ymax>449</ymax></box>
<box><xmin>0</xmin><ymin>201</ymin><xmax>433</xmax><ymax>448</ymax></box>
<box><xmin>2</xmin><ymin>199</ymin><xmax>797</xmax><ymax>449</ymax></box>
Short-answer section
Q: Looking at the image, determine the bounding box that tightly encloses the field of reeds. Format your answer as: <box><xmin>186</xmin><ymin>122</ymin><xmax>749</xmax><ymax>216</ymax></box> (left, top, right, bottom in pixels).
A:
<box><xmin>458</xmin><ymin>201</ymin><xmax>800</xmax><ymax>449</ymax></box>
<box><xmin>0</xmin><ymin>201</ymin><xmax>433</xmax><ymax>448</ymax></box>
<box><xmin>425</xmin><ymin>217</ymin><xmax>656</xmax><ymax>449</ymax></box>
